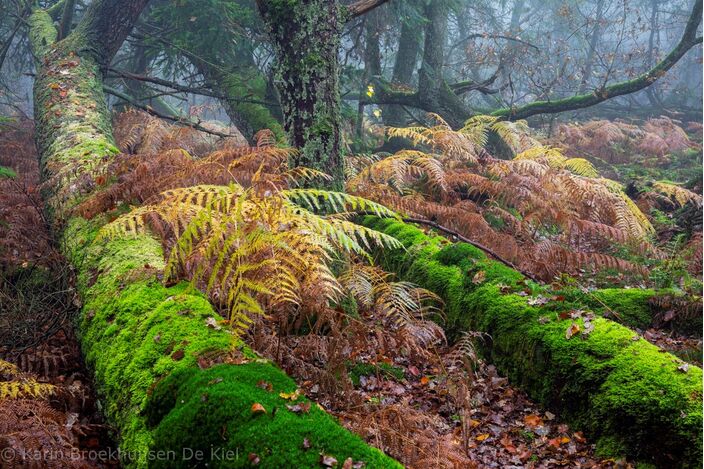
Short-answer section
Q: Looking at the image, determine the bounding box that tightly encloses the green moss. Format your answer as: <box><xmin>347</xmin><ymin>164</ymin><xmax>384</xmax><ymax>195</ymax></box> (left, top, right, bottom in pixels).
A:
<box><xmin>59</xmin><ymin>215</ymin><xmax>399</xmax><ymax>468</ymax></box>
<box><xmin>145</xmin><ymin>364</ymin><xmax>399</xmax><ymax>468</ymax></box>
<box><xmin>363</xmin><ymin>217</ymin><xmax>703</xmax><ymax>467</ymax></box>
<box><xmin>571</xmin><ymin>288</ymin><xmax>655</xmax><ymax>329</ymax></box>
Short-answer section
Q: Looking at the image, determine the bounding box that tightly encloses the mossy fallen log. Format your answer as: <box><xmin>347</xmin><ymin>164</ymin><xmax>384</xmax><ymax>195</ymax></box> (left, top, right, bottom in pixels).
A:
<box><xmin>63</xmin><ymin>218</ymin><xmax>400</xmax><ymax>468</ymax></box>
<box><xmin>28</xmin><ymin>4</ymin><xmax>400</xmax><ymax>467</ymax></box>
<box><xmin>363</xmin><ymin>216</ymin><xmax>702</xmax><ymax>468</ymax></box>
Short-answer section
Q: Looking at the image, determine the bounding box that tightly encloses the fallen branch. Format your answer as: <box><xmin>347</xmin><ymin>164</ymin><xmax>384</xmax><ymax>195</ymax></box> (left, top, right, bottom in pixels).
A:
<box><xmin>400</xmin><ymin>216</ymin><xmax>540</xmax><ymax>282</ymax></box>
<box><xmin>104</xmin><ymin>85</ymin><xmax>237</xmax><ymax>139</ymax></box>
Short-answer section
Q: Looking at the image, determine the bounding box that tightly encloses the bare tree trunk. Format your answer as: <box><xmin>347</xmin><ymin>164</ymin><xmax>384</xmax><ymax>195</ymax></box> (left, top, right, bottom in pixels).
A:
<box><xmin>578</xmin><ymin>0</ymin><xmax>605</xmax><ymax>94</ymax></box>
<box><xmin>356</xmin><ymin>12</ymin><xmax>383</xmax><ymax>143</ymax></box>
<box><xmin>416</xmin><ymin>0</ymin><xmax>468</xmax><ymax>128</ymax></box>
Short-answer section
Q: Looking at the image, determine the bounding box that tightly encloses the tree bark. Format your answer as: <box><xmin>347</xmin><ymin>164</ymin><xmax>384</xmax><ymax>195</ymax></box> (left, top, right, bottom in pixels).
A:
<box><xmin>578</xmin><ymin>0</ymin><xmax>605</xmax><ymax>94</ymax></box>
<box><xmin>257</xmin><ymin>0</ymin><xmax>345</xmax><ymax>188</ymax></box>
<box><xmin>356</xmin><ymin>12</ymin><xmax>383</xmax><ymax>142</ymax></box>
<box><xmin>29</xmin><ymin>1</ymin><xmax>148</xmax><ymax>214</ymax></box>
<box><xmin>382</xmin><ymin>0</ymin><xmax>422</xmax><ymax>127</ymax></box>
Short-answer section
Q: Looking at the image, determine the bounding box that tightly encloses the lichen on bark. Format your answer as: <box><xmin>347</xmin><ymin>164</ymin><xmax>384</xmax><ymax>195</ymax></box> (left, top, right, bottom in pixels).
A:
<box><xmin>257</xmin><ymin>0</ymin><xmax>345</xmax><ymax>189</ymax></box>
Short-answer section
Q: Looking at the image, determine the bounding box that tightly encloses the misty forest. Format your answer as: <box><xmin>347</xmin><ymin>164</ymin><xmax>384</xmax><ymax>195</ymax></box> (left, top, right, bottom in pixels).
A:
<box><xmin>0</xmin><ymin>0</ymin><xmax>702</xmax><ymax>467</ymax></box>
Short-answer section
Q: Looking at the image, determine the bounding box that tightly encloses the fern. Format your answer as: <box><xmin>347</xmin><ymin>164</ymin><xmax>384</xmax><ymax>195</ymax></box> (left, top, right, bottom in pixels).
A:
<box><xmin>652</xmin><ymin>181</ymin><xmax>703</xmax><ymax>208</ymax></box>
<box><xmin>99</xmin><ymin>183</ymin><xmax>401</xmax><ymax>337</ymax></box>
<box><xmin>351</xmin><ymin>119</ymin><xmax>659</xmax><ymax>280</ymax></box>
<box><xmin>346</xmin><ymin>150</ymin><xmax>446</xmax><ymax>194</ymax></box>
<box><xmin>0</xmin><ymin>359</ymin><xmax>55</xmax><ymax>400</ymax></box>
<box><xmin>461</xmin><ymin>115</ymin><xmax>535</xmax><ymax>152</ymax></box>
<box><xmin>339</xmin><ymin>264</ymin><xmax>443</xmax><ymax>328</ymax></box>
<box><xmin>387</xmin><ymin>114</ymin><xmax>479</xmax><ymax>161</ymax></box>
<box><xmin>513</xmin><ymin>146</ymin><xmax>598</xmax><ymax>177</ymax></box>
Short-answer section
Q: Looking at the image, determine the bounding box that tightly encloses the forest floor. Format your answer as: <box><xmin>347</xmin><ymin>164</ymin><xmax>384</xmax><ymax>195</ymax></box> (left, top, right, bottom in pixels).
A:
<box><xmin>0</xmin><ymin>122</ymin><xmax>117</xmax><ymax>468</ymax></box>
<box><xmin>250</xmin><ymin>298</ymin><xmax>634</xmax><ymax>468</ymax></box>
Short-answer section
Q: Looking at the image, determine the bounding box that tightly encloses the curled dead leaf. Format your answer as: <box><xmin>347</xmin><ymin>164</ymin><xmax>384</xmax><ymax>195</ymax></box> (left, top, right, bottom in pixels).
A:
<box><xmin>472</xmin><ymin>271</ymin><xmax>486</xmax><ymax>284</ymax></box>
<box><xmin>565</xmin><ymin>322</ymin><xmax>580</xmax><ymax>339</ymax></box>
<box><xmin>286</xmin><ymin>402</ymin><xmax>312</xmax><ymax>414</ymax></box>
<box><xmin>320</xmin><ymin>454</ymin><xmax>338</xmax><ymax>467</ymax></box>
<box><xmin>251</xmin><ymin>403</ymin><xmax>266</xmax><ymax>415</ymax></box>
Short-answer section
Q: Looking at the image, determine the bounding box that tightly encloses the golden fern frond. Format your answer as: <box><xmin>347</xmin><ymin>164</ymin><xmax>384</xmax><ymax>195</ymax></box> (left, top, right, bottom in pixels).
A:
<box><xmin>99</xmin><ymin>182</ymin><xmax>402</xmax><ymax>338</ymax></box>
<box><xmin>492</xmin><ymin>119</ymin><xmax>532</xmax><ymax>151</ymax></box>
<box><xmin>596</xmin><ymin>177</ymin><xmax>625</xmax><ymax>193</ymax></box>
<box><xmin>514</xmin><ymin>146</ymin><xmax>567</xmax><ymax>167</ymax></box>
<box><xmin>460</xmin><ymin>115</ymin><xmax>498</xmax><ymax>148</ymax></box>
<box><xmin>564</xmin><ymin>158</ymin><xmax>599</xmax><ymax>177</ymax></box>
<box><xmin>387</xmin><ymin>114</ymin><xmax>478</xmax><ymax>161</ymax></box>
<box><xmin>386</xmin><ymin>126</ymin><xmax>436</xmax><ymax>147</ymax></box>
<box><xmin>282</xmin><ymin>167</ymin><xmax>333</xmax><ymax>187</ymax></box>
<box><xmin>338</xmin><ymin>264</ymin><xmax>391</xmax><ymax>308</ymax></box>
<box><xmin>0</xmin><ymin>360</ymin><xmax>55</xmax><ymax>401</ymax></box>
<box><xmin>346</xmin><ymin>150</ymin><xmax>446</xmax><ymax>193</ymax></box>
<box><xmin>620</xmin><ymin>196</ymin><xmax>655</xmax><ymax>236</ymax></box>
<box><xmin>652</xmin><ymin>181</ymin><xmax>703</xmax><ymax>207</ymax></box>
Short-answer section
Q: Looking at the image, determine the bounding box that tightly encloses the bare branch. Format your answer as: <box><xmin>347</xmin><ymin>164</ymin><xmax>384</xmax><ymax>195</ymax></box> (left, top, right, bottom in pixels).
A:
<box><xmin>104</xmin><ymin>85</ymin><xmax>237</xmax><ymax>139</ymax></box>
<box><xmin>346</xmin><ymin>0</ymin><xmax>392</xmax><ymax>20</ymax></box>
<box><xmin>492</xmin><ymin>0</ymin><xmax>703</xmax><ymax>120</ymax></box>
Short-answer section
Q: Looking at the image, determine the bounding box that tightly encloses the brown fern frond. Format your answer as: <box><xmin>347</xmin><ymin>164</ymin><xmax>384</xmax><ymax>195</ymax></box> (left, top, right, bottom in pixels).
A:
<box><xmin>652</xmin><ymin>181</ymin><xmax>703</xmax><ymax>208</ymax></box>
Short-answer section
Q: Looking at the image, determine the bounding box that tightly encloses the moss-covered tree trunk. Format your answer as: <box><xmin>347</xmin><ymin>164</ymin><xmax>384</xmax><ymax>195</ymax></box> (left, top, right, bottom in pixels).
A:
<box><xmin>27</xmin><ymin>4</ymin><xmax>400</xmax><ymax>467</ymax></box>
<box><xmin>256</xmin><ymin>0</ymin><xmax>344</xmax><ymax>188</ymax></box>
<box><xmin>30</xmin><ymin>1</ymin><xmax>148</xmax><ymax>218</ymax></box>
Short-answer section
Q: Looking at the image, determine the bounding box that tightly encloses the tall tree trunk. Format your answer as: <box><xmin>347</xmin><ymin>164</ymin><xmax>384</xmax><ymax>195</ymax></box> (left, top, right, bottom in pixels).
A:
<box><xmin>256</xmin><ymin>0</ymin><xmax>344</xmax><ymax>189</ymax></box>
<box><xmin>644</xmin><ymin>0</ymin><xmax>663</xmax><ymax>108</ymax></box>
<box><xmin>578</xmin><ymin>0</ymin><xmax>605</xmax><ymax>94</ymax></box>
<box><xmin>416</xmin><ymin>0</ymin><xmax>468</xmax><ymax>128</ymax></box>
<box><xmin>383</xmin><ymin>1</ymin><xmax>422</xmax><ymax>127</ymax></box>
<box><xmin>356</xmin><ymin>12</ymin><xmax>383</xmax><ymax>143</ymax></box>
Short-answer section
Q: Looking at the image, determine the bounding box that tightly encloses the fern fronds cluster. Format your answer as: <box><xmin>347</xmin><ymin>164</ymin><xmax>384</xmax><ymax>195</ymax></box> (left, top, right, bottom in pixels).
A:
<box><xmin>99</xmin><ymin>183</ymin><xmax>401</xmax><ymax>336</ymax></box>
<box><xmin>339</xmin><ymin>264</ymin><xmax>443</xmax><ymax>328</ymax></box>
<box><xmin>350</xmin><ymin>115</ymin><xmax>661</xmax><ymax>281</ymax></box>
<box><xmin>386</xmin><ymin>113</ymin><xmax>477</xmax><ymax>160</ymax></box>
<box><xmin>460</xmin><ymin>115</ymin><xmax>536</xmax><ymax>153</ymax></box>
<box><xmin>513</xmin><ymin>146</ymin><xmax>599</xmax><ymax>177</ymax></box>
<box><xmin>347</xmin><ymin>150</ymin><xmax>446</xmax><ymax>195</ymax></box>
<box><xmin>552</xmin><ymin>117</ymin><xmax>693</xmax><ymax>162</ymax></box>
